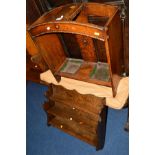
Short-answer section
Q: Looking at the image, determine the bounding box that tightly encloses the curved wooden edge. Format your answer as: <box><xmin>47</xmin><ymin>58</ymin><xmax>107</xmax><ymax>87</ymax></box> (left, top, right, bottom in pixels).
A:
<box><xmin>40</xmin><ymin>70</ymin><xmax>129</xmax><ymax>110</ymax></box>
<box><xmin>29</xmin><ymin>21</ymin><xmax>106</xmax><ymax>41</ymax></box>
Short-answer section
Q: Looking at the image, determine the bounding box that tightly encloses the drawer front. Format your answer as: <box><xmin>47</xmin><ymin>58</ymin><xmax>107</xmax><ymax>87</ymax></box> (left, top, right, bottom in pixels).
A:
<box><xmin>48</xmin><ymin>115</ymin><xmax>98</xmax><ymax>146</ymax></box>
<box><xmin>47</xmin><ymin>84</ymin><xmax>105</xmax><ymax>114</ymax></box>
<box><xmin>46</xmin><ymin>101</ymin><xmax>100</xmax><ymax>134</ymax></box>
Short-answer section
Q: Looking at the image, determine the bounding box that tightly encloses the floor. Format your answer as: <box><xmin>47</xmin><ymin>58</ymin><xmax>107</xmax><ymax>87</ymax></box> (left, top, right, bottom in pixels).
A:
<box><xmin>26</xmin><ymin>81</ymin><xmax>129</xmax><ymax>155</ymax></box>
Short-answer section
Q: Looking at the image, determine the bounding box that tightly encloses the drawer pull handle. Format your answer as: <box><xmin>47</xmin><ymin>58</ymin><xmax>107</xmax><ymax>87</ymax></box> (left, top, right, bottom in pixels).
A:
<box><xmin>72</xmin><ymin>107</ymin><xmax>75</xmax><ymax>110</ymax></box>
<box><xmin>35</xmin><ymin>65</ymin><xmax>38</xmax><ymax>68</ymax></box>
<box><xmin>60</xmin><ymin>125</ymin><xmax>63</xmax><ymax>128</ymax></box>
<box><xmin>79</xmin><ymin>122</ymin><xmax>83</xmax><ymax>125</ymax></box>
<box><xmin>69</xmin><ymin>117</ymin><xmax>73</xmax><ymax>121</ymax></box>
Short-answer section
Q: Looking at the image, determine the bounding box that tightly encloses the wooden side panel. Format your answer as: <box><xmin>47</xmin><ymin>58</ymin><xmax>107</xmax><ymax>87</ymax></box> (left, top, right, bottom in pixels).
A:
<box><xmin>61</xmin><ymin>33</ymin><xmax>82</xmax><ymax>58</ymax></box>
<box><xmin>34</xmin><ymin>34</ymin><xmax>66</xmax><ymax>73</ymax></box>
<box><xmin>26</xmin><ymin>52</ymin><xmax>41</xmax><ymax>83</ymax></box>
<box><xmin>88</xmin><ymin>16</ymin><xmax>108</xmax><ymax>62</ymax></box>
<box><xmin>124</xmin><ymin>13</ymin><xmax>129</xmax><ymax>75</ymax></box>
<box><xmin>76</xmin><ymin>11</ymin><xmax>97</xmax><ymax>62</ymax></box>
<box><xmin>105</xmin><ymin>11</ymin><xmax>123</xmax><ymax>96</ymax></box>
<box><xmin>26</xmin><ymin>30</ymin><xmax>39</xmax><ymax>56</ymax></box>
<box><xmin>85</xmin><ymin>3</ymin><xmax>117</xmax><ymax>18</ymax></box>
<box><xmin>108</xmin><ymin>11</ymin><xmax>123</xmax><ymax>75</ymax></box>
<box><xmin>26</xmin><ymin>29</ymin><xmax>48</xmax><ymax>72</ymax></box>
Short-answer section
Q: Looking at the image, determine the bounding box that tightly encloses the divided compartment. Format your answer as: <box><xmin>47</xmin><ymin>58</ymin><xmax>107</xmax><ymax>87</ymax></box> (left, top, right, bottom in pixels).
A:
<box><xmin>29</xmin><ymin>3</ymin><xmax>123</xmax><ymax>96</ymax></box>
<box><xmin>52</xmin><ymin>8</ymin><xmax>112</xmax><ymax>86</ymax></box>
<box><xmin>59</xmin><ymin>58</ymin><xmax>83</xmax><ymax>74</ymax></box>
<box><xmin>90</xmin><ymin>62</ymin><xmax>110</xmax><ymax>82</ymax></box>
<box><xmin>58</xmin><ymin>58</ymin><xmax>110</xmax><ymax>83</ymax></box>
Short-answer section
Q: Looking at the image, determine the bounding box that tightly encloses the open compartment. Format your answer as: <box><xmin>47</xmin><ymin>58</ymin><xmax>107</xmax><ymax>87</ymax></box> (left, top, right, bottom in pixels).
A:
<box><xmin>56</xmin><ymin>58</ymin><xmax>111</xmax><ymax>86</ymax></box>
<box><xmin>28</xmin><ymin>3</ymin><xmax>123</xmax><ymax>96</ymax></box>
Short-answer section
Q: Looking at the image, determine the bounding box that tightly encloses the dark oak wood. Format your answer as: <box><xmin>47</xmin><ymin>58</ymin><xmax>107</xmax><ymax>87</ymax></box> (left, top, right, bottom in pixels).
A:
<box><xmin>27</xmin><ymin>0</ymin><xmax>129</xmax><ymax>150</ymax></box>
<box><xmin>88</xmin><ymin>16</ymin><xmax>108</xmax><ymax>62</ymax></box>
<box><xmin>46</xmin><ymin>84</ymin><xmax>105</xmax><ymax>114</ymax></box>
<box><xmin>104</xmin><ymin>10</ymin><xmax>123</xmax><ymax>96</ymax></box>
<box><xmin>75</xmin><ymin>9</ymin><xmax>97</xmax><ymax>62</ymax></box>
<box><xmin>26</xmin><ymin>0</ymin><xmax>50</xmax><ymax>26</ymax></box>
<box><xmin>43</xmin><ymin>84</ymin><xmax>107</xmax><ymax>150</ymax></box>
<box><xmin>26</xmin><ymin>51</ymin><xmax>46</xmax><ymax>83</ymax></box>
<box><xmin>26</xmin><ymin>28</ymin><xmax>48</xmax><ymax>82</ymax></box>
<box><xmin>29</xmin><ymin>21</ymin><xmax>105</xmax><ymax>41</ymax></box>
<box><xmin>88</xmin><ymin>0</ymin><xmax>129</xmax><ymax>75</ymax></box>
<box><xmin>26</xmin><ymin>0</ymin><xmax>50</xmax><ymax>82</ymax></box>
<box><xmin>28</xmin><ymin>3</ymin><xmax>123</xmax><ymax>97</ymax></box>
<box><xmin>46</xmin><ymin>101</ymin><xmax>98</xmax><ymax>134</ymax></box>
<box><xmin>56</xmin><ymin>60</ymin><xmax>111</xmax><ymax>87</ymax></box>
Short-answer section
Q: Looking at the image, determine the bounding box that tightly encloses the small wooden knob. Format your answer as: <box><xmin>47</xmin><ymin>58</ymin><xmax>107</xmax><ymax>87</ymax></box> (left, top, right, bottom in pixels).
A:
<box><xmin>55</xmin><ymin>25</ymin><xmax>59</xmax><ymax>29</ymax></box>
<box><xmin>69</xmin><ymin>117</ymin><xmax>73</xmax><ymax>121</ymax></box>
<box><xmin>46</xmin><ymin>26</ymin><xmax>50</xmax><ymax>30</ymax></box>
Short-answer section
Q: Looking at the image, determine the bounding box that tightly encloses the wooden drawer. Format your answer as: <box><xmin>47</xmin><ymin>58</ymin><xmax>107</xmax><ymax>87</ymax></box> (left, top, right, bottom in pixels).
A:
<box><xmin>46</xmin><ymin>84</ymin><xmax>105</xmax><ymax>115</ymax></box>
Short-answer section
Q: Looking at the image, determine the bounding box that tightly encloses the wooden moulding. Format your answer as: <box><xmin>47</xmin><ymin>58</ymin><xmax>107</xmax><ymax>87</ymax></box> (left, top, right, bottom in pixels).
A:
<box><xmin>28</xmin><ymin>3</ymin><xmax>123</xmax><ymax>97</ymax></box>
<box><xmin>29</xmin><ymin>21</ymin><xmax>105</xmax><ymax>41</ymax></box>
